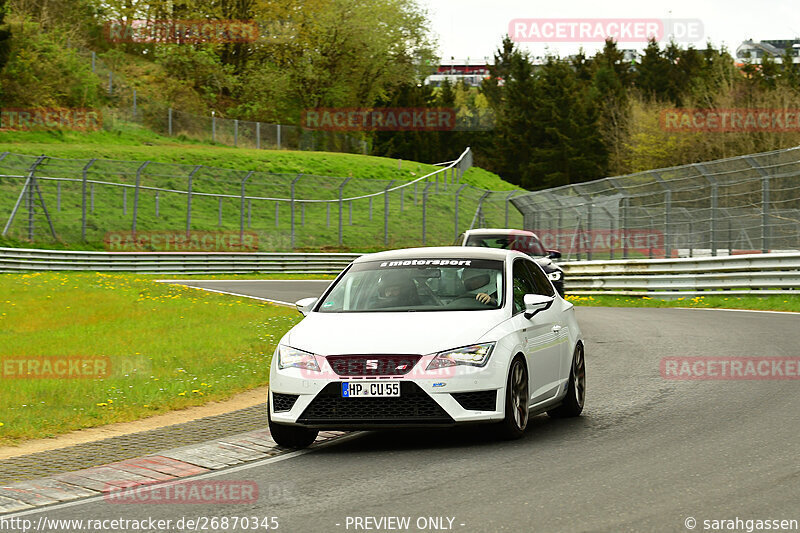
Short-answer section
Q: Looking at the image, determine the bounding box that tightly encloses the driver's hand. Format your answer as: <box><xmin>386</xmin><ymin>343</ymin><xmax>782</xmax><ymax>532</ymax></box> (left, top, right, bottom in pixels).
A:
<box><xmin>475</xmin><ymin>292</ymin><xmax>495</xmax><ymax>305</ymax></box>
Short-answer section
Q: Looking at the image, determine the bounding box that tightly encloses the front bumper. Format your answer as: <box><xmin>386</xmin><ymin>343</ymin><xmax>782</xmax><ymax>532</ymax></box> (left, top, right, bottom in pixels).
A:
<box><xmin>269</xmin><ymin>356</ymin><xmax>508</xmax><ymax>429</ymax></box>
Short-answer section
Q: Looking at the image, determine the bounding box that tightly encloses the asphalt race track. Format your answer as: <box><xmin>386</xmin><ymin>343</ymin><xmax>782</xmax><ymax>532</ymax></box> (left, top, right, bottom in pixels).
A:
<box><xmin>7</xmin><ymin>281</ymin><xmax>799</xmax><ymax>532</ymax></box>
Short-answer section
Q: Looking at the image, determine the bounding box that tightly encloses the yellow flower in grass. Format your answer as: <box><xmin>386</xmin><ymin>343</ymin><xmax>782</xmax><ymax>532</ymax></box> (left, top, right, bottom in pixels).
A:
<box><xmin>178</xmin><ymin>391</ymin><xmax>186</xmax><ymax>396</ymax></box>
<box><xmin>0</xmin><ymin>422</ymin><xmax>4</xmax><ymax>427</ymax></box>
<box><xmin>96</xmin><ymin>402</ymin><xmax>108</xmax><ymax>407</ymax></box>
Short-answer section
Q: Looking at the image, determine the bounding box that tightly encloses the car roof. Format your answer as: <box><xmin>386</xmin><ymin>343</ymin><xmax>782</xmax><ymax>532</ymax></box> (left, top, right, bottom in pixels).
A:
<box><xmin>463</xmin><ymin>228</ymin><xmax>537</xmax><ymax>237</ymax></box>
<box><xmin>353</xmin><ymin>246</ymin><xmax>526</xmax><ymax>264</ymax></box>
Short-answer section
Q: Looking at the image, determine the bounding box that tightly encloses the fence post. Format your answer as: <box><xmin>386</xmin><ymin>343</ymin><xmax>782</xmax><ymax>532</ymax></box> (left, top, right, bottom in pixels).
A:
<box><xmin>239</xmin><ymin>171</ymin><xmax>254</xmax><ymax>240</ymax></box>
<box><xmin>3</xmin><ymin>156</ymin><xmax>46</xmax><ymax>238</ymax></box>
<box><xmin>131</xmin><ymin>161</ymin><xmax>150</xmax><ymax>236</ymax></box>
<box><xmin>256</xmin><ymin>122</ymin><xmax>261</xmax><ymax>150</ymax></box>
<box><xmin>123</xmin><ymin>188</ymin><xmax>127</xmax><ymax>215</ymax></box>
<box><xmin>762</xmin><ymin>176</ymin><xmax>770</xmax><ymax>253</ymax></box>
<box><xmin>504</xmin><ymin>191</ymin><xmax>517</xmax><ymax>227</ymax></box>
<box><xmin>326</xmin><ymin>203</ymin><xmax>330</xmax><ymax>227</ymax></box>
<box><xmin>81</xmin><ymin>158</ymin><xmax>96</xmax><ymax>241</ymax></box>
<box><xmin>275</xmin><ymin>202</ymin><xmax>280</xmax><ymax>228</ymax></box>
<box><xmin>585</xmin><ymin>202</ymin><xmax>593</xmax><ymax>261</ymax></box>
<box><xmin>369</xmin><ymin>197</ymin><xmax>373</xmax><ymax>220</ymax></box>
<box><xmin>234</xmin><ymin>119</ymin><xmax>238</xmax><ymax>147</ymax></box>
<box><xmin>744</xmin><ymin>156</ymin><xmax>771</xmax><ymax>254</ymax></box>
<box><xmin>454</xmin><ymin>184</ymin><xmax>468</xmax><ymax>242</ymax></box>
<box><xmin>247</xmin><ymin>199</ymin><xmax>251</xmax><ymax>228</ymax></box>
<box><xmin>212</xmin><ymin>113</ymin><xmax>216</xmax><ymax>142</ymax></box>
<box><xmin>155</xmin><ymin>191</ymin><xmax>159</xmax><ymax>217</ymax></box>
<box><xmin>186</xmin><ymin>165</ymin><xmax>201</xmax><ymax>237</ymax></box>
<box><xmin>277</xmin><ymin>124</ymin><xmax>282</xmax><ymax>150</ymax></box>
<box><xmin>168</xmin><ymin>108</ymin><xmax>173</xmax><ymax>136</ymax></box>
<box><xmin>349</xmin><ymin>200</ymin><xmax>353</xmax><ymax>225</ymax></box>
<box><xmin>338</xmin><ymin>177</ymin><xmax>351</xmax><ymax>246</ymax></box>
<box><xmin>291</xmin><ymin>174</ymin><xmax>302</xmax><ymax>248</ymax></box>
<box><xmin>56</xmin><ymin>181</ymin><xmax>61</xmax><ymax>211</ymax></box>
<box><xmin>132</xmin><ymin>88</ymin><xmax>137</xmax><ymax>120</ymax></box>
<box><xmin>91</xmin><ymin>51</ymin><xmax>96</xmax><ymax>72</ymax></box>
<box><xmin>218</xmin><ymin>197</ymin><xmax>222</xmax><ymax>227</ymax></box>
<box><xmin>384</xmin><ymin>180</ymin><xmax>395</xmax><ymax>246</ymax></box>
<box><xmin>694</xmin><ymin>163</ymin><xmax>717</xmax><ymax>256</ymax></box>
<box><xmin>422</xmin><ymin>182</ymin><xmax>433</xmax><ymax>244</ymax></box>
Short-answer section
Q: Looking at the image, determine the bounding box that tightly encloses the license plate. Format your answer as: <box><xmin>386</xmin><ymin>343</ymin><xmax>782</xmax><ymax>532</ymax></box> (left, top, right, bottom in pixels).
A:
<box><xmin>341</xmin><ymin>382</ymin><xmax>400</xmax><ymax>398</ymax></box>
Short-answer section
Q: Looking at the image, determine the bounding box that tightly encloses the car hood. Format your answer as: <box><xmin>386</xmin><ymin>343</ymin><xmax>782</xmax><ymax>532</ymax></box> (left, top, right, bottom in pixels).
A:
<box><xmin>282</xmin><ymin>310</ymin><xmax>505</xmax><ymax>355</ymax></box>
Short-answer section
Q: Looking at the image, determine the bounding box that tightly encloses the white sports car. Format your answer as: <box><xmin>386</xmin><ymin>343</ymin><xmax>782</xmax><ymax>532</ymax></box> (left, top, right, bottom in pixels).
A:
<box><xmin>267</xmin><ymin>247</ymin><xmax>586</xmax><ymax>448</ymax></box>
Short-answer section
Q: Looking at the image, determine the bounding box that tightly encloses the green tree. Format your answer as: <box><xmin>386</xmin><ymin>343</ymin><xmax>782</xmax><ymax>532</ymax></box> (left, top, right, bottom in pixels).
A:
<box><xmin>529</xmin><ymin>58</ymin><xmax>606</xmax><ymax>188</ymax></box>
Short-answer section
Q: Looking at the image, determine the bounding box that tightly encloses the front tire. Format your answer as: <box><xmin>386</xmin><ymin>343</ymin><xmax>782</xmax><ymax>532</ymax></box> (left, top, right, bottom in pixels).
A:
<box><xmin>547</xmin><ymin>343</ymin><xmax>585</xmax><ymax>418</ymax></box>
<box><xmin>497</xmin><ymin>355</ymin><xmax>529</xmax><ymax>440</ymax></box>
<box><xmin>268</xmin><ymin>397</ymin><xmax>318</xmax><ymax>449</ymax></box>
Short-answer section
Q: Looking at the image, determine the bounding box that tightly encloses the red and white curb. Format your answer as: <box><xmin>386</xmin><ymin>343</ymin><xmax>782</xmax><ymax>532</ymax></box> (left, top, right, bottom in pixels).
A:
<box><xmin>0</xmin><ymin>429</ymin><xmax>345</xmax><ymax>513</ymax></box>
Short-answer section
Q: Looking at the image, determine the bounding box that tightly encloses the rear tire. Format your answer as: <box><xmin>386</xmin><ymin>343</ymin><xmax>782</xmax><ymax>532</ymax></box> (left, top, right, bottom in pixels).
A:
<box><xmin>547</xmin><ymin>343</ymin><xmax>585</xmax><ymax>418</ymax></box>
<box><xmin>268</xmin><ymin>397</ymin><xmax>318</xmax><ymax>449</ymax></box>
<box><xmin>497</xmin><ymin>355</ymin><xmax>529</xmax><ymax>440</ymax></box>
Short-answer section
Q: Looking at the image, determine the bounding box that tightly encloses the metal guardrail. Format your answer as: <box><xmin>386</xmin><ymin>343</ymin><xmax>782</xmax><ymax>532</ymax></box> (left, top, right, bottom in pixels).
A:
<box><xmin>0</xmin><ymin>247</ymin><xmax>361</xmax><ymax>274</ymax></box>
<box><xmin>3</xmin><ymin>247</ymin><xmax>799</xmax><ymax>296</ymax></box>
<box><xmin>562</xmin><ymin>252</ymin><xmax>800</xmax><ymax>296</ymax></box>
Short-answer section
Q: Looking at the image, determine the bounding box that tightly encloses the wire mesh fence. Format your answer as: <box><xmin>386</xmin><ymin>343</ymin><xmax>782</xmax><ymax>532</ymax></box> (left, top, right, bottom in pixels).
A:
<box><xmin>73</xmin><ymin>46</ymin><xmax>368</xmax><ymax>154</ymax></box>
<box><xmin>0</xmin><ymin>148</ymin><xmax>525</xmax><ymax>251</ymax></box>
<box><xmin>512</xmin><ymin>145</ymin><xmax>800</xmax><ymax>260</ymax></box>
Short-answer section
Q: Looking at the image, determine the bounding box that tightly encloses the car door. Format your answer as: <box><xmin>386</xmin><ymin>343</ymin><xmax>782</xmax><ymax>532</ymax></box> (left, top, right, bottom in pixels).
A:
<box><xmin>510</xmin><ymin>259</ymin><xmax>563</xmax><ymax>405</ymax></box>
<box><xmin>523</xmin><ymin>259</ymin><xmax>571</xmax><ymax>397</ymax></box>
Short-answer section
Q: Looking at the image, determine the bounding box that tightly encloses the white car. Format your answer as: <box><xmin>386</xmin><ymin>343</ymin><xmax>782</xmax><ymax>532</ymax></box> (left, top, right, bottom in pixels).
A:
<box><xmin>267</xmin><ymin>247</ymin><xmax>586</xmax><ymax>448</ymax></box>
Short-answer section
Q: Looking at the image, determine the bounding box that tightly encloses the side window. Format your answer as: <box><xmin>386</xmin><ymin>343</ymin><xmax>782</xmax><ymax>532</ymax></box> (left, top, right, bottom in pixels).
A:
<box><xmin>512</xmin><ymin>260</ymin><xmax>537</xmax><ymax>314</ymax></box>
<box><xmin>524</xmin><ymin>260</ymin><xmax>555</xmax><ymax>297</ymax></box>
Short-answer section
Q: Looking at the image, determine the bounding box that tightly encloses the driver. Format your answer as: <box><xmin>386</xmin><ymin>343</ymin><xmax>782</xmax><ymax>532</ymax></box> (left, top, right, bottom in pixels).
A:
<box><xmin>463</xmin><ymin>273</ymin><xmax>498</xmax><ymax>306</ymax></box>
<box><xmin>377</xmin><ymin>271</ymin><xmax>419</xmax><ymax>308</ymax></box>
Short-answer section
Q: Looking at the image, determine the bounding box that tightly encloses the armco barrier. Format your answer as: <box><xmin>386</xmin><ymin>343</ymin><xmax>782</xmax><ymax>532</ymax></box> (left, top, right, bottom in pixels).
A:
<box><xmin>2</xmin><ymin>248</ymin><xmax>799</xmax><ymax>296</ymax></box>
<box><xmin>0</xmin><ymin>247</ymin><xmax>361</xmax><ymax>274</ymax></box>
<box><xmin>562</xmin><ymin>252</ymin><xmax>800</xmax><ymax>296</ymax></box>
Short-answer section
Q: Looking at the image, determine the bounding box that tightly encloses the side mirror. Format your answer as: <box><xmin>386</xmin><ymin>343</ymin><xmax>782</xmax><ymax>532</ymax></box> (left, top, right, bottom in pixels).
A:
<box><xmin>295</xmin><ymin>297</ymin><xmax>318</xmax><ymax>316</ymax></box>
<box><xmin>523</xmin><ymin>293</ymin><xmax>554</xmax><ymax>319</ymax></box>
<box><xmin>547</xmin><ymin>249</ymin><xmax>562</xmax><ymax>260</ymax></box>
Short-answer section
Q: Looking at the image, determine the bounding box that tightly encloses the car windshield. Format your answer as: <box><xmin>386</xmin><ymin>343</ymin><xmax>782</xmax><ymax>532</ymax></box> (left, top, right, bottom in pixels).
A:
<box><xmin>317</xmin><ymin>259</ymin><xmax>504</xmax><ymax>312</ymax></box>
<box><xmin>465</xmin><ymin>233</ymin><xmax>546</xmax><ymax>256</ymax></box>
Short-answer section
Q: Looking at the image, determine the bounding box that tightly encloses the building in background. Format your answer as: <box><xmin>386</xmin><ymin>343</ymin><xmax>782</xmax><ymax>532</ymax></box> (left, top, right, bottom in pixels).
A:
<box><xmin>424</xmin><ymin>58</ymin><xmax>493</xmax><ymax>87</ymax></box>
<box><xmin>736</xmin><ymin>39</ymin><xmax>800</xmax><ymax>64</ymax></box>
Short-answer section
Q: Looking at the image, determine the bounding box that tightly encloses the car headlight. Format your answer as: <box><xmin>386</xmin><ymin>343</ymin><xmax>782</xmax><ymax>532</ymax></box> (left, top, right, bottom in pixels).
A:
<box><xmin>277</xmin><ymin>345</ymin><xmax>320</xmax><ymax>372</ymax></box>
<box><xmin>548</xmin><ymin>270</ymin><xmax>563</xmax><ymax>281</ymax></box>
<box><xmin>427</xmin><ymin>342</ymin><xmax>495</xmax><ymax>370</ymax></box>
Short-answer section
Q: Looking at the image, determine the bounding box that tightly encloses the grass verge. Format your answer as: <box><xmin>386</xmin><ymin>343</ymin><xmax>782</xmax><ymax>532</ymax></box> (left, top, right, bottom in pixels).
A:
<box><xmin>0</xmin><ymin>272</ymin><xmax>302</xmax><ymax>446</ymax></box>
<box><xmin>565</xmin><ymin>293</ymin><xmax>800</xmax><ymax>312</ymax></box>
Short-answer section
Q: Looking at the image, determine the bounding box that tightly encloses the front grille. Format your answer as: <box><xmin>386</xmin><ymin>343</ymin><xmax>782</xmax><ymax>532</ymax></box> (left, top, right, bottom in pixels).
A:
<box><xmin>451</xmin><ymin>390</ymin><xmax>498</xmax><ymax>411</ymax></box>
<box><xmin>298</xmin><ymin>382</ymin><xmax>453</xmax><ymax>425</ymax></box>
<box><xmin>272</xmin><ymin>393</ymin><xmax>299</xmax><ymax>412</ymax></box>
<box><xmin>326</xmin><ymin>355</ymin><xmax>422</xmax><ymax>376</ymax></box>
